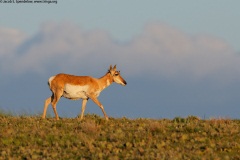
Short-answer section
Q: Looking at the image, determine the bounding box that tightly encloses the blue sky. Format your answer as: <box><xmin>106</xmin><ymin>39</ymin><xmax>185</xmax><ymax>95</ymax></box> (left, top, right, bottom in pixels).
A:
<box><xmin>0</xmin><ymin>1</ymin><xmax>240</xmax><ymax>119</ymax></box>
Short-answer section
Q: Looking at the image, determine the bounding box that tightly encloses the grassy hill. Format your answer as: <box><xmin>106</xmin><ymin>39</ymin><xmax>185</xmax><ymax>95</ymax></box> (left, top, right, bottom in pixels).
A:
<box><xmin>0</xmin><ymin>113</ymin><xmax>240</xmax><ymax>159</ymax></box>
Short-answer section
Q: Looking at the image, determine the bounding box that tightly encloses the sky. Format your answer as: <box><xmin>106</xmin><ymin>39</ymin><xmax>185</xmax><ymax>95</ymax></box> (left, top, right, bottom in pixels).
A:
<box><xmin>0</xmin><ymin>1</ymin><xmax>240</xmax><ymax>119</ymax></box>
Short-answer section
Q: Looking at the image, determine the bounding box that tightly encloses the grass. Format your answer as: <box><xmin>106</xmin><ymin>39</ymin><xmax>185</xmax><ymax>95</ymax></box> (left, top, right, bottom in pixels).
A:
<box><xmin>0</xmin><ymin>114</ymin><xmax>240</xmax><ymax>159</ymax></box>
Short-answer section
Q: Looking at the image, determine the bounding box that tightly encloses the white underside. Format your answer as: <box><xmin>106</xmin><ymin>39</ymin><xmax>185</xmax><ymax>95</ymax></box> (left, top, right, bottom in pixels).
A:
<box><xmin>63</xmin><ymin>84</ymin><xmax>89</xmax><ymax>100</ymax></box>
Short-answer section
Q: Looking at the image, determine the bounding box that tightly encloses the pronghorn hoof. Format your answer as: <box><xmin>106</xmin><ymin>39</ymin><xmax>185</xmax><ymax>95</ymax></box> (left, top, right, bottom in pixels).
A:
<box><xmin>77</xmin><ymin>118</ymin><xmax>83</xmax><ymax>122</ymax></box>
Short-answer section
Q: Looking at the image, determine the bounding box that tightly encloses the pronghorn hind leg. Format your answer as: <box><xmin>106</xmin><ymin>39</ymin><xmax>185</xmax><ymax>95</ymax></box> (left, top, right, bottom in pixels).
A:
<box><xmin>42</xmin><ymin>95</ymin><xmax>53</xmax><ymax>119</ymax></box>
<box><xmin>51</xmin><ymin>89</ymin><xmax>63</xmax><ymax>120</ymax></box>
<box><xmin>78</xmin><ymin>98</ymin><xmax>88</xmax><ymax>120</ymax></box>
<box><xmin>88</xmin><ymin>95</ymin><xmax>109</xmax><ymax>120</ymax></box>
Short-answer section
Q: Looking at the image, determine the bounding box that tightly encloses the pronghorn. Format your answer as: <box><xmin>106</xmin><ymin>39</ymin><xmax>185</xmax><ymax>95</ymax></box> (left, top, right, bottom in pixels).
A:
<box><xmin>42</xmin><ymin>65</ymin><xmax>127</xmax><ymax>120</ymax></box>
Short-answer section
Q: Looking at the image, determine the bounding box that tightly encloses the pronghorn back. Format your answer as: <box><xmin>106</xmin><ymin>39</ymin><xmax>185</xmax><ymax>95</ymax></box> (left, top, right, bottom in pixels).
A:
<box><xmin>48</xmin><ymin>74</ymin><xmax>98</xmax><ymax>88</ymax></box>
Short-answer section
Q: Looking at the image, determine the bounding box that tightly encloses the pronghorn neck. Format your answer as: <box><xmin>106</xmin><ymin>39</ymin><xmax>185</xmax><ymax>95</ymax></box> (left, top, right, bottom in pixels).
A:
<box><xmin>98</xmin><ymin>72</ymin><xmax>113</xmax><ymax>90</ymax></box>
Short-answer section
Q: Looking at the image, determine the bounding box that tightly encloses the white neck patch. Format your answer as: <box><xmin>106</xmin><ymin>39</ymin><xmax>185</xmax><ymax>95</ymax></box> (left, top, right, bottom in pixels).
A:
<box><xmin>107</xmin><ymin>80</ymin><xmax>110</xmax><ymax>86</ymax></box>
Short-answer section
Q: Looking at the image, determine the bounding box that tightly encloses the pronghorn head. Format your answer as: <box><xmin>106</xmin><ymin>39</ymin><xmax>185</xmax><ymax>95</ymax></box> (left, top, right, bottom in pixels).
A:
<box><xmin>108</xmin><ymin>65</ymin><xmax>127</xmax><ymax>86</ymax></box>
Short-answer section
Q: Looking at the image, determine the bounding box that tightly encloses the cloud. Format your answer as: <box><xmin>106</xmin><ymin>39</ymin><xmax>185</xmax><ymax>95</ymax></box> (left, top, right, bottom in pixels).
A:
<box><xmin>1</xmin><ymin>22</ymin><xmax>239</xmax><ymax>83</ymax></box>
<box><xmin>0</xmin><ymin>22</ymin><xmax>116</xmax><ymax>74</ymax></box>
<box><xmin>127</xmin><ymin>23</ymin><xmax>237</xmax><ymax>78</ymax></box>
<box><xmin>0</xmin><ymin>27</ymin><xmax>26</xmax><ymax>56</ymax></box>
<box><xmin>0</xmin><ymin>27</ymin><xmax>27</xmax><ymax>73</ymax></box>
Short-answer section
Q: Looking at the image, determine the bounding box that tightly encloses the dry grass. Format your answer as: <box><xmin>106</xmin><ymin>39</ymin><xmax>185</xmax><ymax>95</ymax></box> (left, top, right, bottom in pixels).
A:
<box><xmin>0</xmin><ymin>114</ymin><xmax>240</xmax><ymax>159</ymax></box>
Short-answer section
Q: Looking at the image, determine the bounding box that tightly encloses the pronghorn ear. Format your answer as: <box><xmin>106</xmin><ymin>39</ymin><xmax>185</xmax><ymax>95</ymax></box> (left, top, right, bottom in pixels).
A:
<box><xmin>113</xmin><ymin>65</ymin><xmax>117</xmax><ymax>71</ymax></box>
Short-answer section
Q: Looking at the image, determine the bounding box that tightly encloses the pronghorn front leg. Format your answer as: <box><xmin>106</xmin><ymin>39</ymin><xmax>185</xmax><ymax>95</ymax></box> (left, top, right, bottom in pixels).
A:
<box><xmin>79</xmin><ymin>98</ymin><xmax>88</xmax><ymax>120</ymax></box>
<box><xmin>88</xmin><ymin>94</ymin><xmax>109</xmax><ymax>120</ymax></box>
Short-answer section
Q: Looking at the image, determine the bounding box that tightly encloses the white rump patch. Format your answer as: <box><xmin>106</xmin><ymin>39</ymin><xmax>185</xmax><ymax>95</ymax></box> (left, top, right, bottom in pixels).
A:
<box><xmin>48</xmin><ymin>76</ymin><xmax>55</xmax><ymax>87</ymax></box>
<box><xmin>63</xmin><ymin>84</ymin><xmax>89</xmax><ymax>100</ymax></box>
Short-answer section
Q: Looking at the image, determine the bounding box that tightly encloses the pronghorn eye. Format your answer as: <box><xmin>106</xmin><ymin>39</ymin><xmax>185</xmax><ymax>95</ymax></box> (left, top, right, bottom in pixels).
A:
<box><xmin>114</xmin><ymin>72</ymin><xmax>119</xmax><ymax>76</ymax></box>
